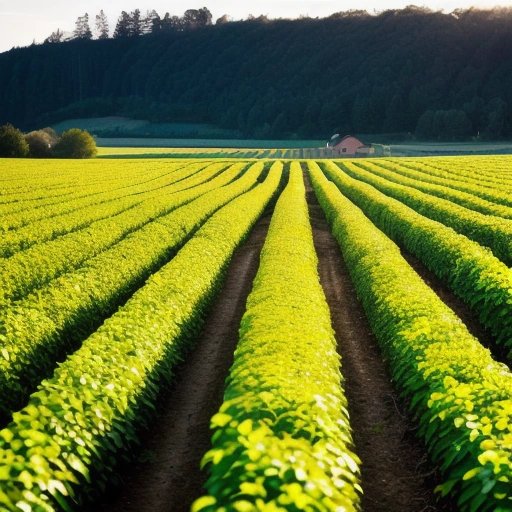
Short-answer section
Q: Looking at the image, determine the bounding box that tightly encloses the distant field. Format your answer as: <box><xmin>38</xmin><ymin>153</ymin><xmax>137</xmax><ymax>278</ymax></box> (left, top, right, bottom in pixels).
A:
<box><xmin>97</xmin><ymin>145</ymin><xmax>326</xmax><ymax>159</ymax></box>
<box><xmin>390</xmin><ymin>141</ymin><xmax>512</xmax><ymax>156</ymax></box>
<box><xmin>97</xmin><ymin>137</ymin><xmax>512</xmax><ymax>159</ymax></box>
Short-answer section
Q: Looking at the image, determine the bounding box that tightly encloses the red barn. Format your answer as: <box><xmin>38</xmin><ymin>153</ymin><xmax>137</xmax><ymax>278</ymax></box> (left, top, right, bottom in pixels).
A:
<box><xmin>327</xmin><ymin>134</ymin><xmax>374</xmax><ymax>156</ymax></box>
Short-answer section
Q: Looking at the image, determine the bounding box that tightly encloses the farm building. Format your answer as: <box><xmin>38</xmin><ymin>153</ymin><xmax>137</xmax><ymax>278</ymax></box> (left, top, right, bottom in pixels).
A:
<box><xmin>327</xmin><ymin>134</ymin><xmax>375</xmax><ymax>156</ymax></box>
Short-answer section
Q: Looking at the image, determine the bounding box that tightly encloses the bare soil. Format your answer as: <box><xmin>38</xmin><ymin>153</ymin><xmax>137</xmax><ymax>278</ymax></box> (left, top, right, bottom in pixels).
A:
<box><xmin>93</xmin><ymin>210</ymin><xmax>272</xmax><ymax>512</ymax></box>
<box><xmin>304</xmin><ymin>173</ymin><xmax>454</xmax><ymax>512</ymax></box>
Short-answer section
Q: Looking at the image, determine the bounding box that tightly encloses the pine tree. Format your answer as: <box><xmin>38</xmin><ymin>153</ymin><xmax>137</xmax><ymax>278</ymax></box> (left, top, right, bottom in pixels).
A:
<box><xmin>73</xmin><ymin>13</ymin><xmax>92</xmax><ymax>40</ymax></box>
<box><xmin>95</xmin><ymin>10</ymin><xmax>109</xmax><ymax>39</ymax></box>
<box><xmin>161</xmin><ymin>13</ymin><xmax>183</xmax><ymax>31</ymax></box>
<box><xmin>130</xmin><ymin>9</ymin><xmax>142</xmax><ymax>36</ymax></box>
<box><xmin>44</xmin><ymin>29</ymin><xmax>64</xmax><ymax>43</ymax></box>
<box><xmin>142</xmin><ymin>10</ymin><xmax>161</xmax><ymax>34</ymax></box>
<box><xmin>113</xmin><ymin>11</ymin><xmax>131</xmax><ymax>38</ymax></box>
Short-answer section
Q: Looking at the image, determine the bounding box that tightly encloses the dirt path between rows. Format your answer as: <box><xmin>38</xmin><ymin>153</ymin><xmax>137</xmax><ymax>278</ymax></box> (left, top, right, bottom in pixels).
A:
<box><xmin>93</xmin><ymin>210</ymin><xmax>272</xmax><ymax>512</ymax></box>
<box><xmin>304</xmin><ymin>173</ymin><xmax>453</xmax><ymax>512</ymax></box>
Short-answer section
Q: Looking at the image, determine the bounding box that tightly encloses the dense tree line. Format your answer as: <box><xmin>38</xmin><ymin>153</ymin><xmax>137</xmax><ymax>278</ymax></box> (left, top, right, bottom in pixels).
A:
<box><xmin>2</xmin><ymin>7</ymin><xmax>512</xmax><ymax>140</ymax></box>
<box><xmin>45</xmin><ymin>8</ymin><xmax>213</xmax><ymax>43</ymax></box>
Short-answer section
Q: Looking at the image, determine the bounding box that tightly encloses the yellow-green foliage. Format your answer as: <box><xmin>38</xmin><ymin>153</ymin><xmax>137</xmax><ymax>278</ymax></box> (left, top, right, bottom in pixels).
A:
<box><xmin>355</xmin><ymin>160</ymin><xmax>512</xmax><ymax>219</ymax></box>
<box><xmin>0</xmin><ymin>161</ymin><xmax>243</xmax><ymax>302</ymax></box>
<box><xmin>321</xmin><ymin>161</ymin><xmax>512</xmax><ymax>357</ymax></box>
<box><xmin>0</xmin><ymin>159</ymin><xmax>205</xmax><ymax>229</ymax></box>
<box><xmin>0</xmin><ymin>163</ymin><xmax>282</xmax><ymax>511</ymax></box>
<box><xmin>379</xmin><ymin>157</ymin><xmax>512</xmax><ymax>199</ymax></box>
<box><xmin>0</xmin><ymin>162</ymin><xmax>265</xmax><ymax>418</ymax></box>
<box><xmin>195</xmin><ymin>163</ymin><xmax>361</xmax><ymax>512</ymax></box>
<box><xmin>310</xmin><ymin>162</ymin><xmax>512</xmax><ymax>512</ymax></box>
<box><xmin>340</xmin><ymin>161</ymin><xmax>512</xmax><ymax>265</ymax></box>
<box><xmin>0</xmin><ymin>160</ymin><xmax>213</xmax><ymax>257</ymax></box>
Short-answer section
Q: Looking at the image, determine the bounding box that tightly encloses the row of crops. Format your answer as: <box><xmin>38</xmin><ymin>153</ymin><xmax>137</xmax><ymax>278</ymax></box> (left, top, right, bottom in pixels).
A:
<box><xmin>0</xmin><ymin>155</ymin><xmax>512</xmax><ymax>511</ymax></box>
<box><xmin>96</xmin><ymin>147</ymin><xmax>330</xmax><ymax>159</ymax></box>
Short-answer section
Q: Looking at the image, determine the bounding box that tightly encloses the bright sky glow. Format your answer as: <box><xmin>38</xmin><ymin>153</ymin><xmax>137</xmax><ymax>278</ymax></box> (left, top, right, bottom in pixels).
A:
<box><xmin>0</xmin><ymin>0</ymin><xmax>510</xmax><ymax>53</ymax></box>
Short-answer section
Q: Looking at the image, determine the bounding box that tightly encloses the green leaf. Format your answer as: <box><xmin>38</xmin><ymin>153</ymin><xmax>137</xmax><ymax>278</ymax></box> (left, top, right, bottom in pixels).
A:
<box><xmin>191</xmin><ymin>495</ymin><xmax>216</xmax><ymax>512</ymax></box>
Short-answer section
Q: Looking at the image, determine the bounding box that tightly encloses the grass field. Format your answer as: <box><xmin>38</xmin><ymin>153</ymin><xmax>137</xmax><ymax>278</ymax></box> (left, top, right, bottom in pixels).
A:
<box><xmin>0</xmin><ymin>154</ymin><xmax>511</xmax><ymax>511</ymax></box>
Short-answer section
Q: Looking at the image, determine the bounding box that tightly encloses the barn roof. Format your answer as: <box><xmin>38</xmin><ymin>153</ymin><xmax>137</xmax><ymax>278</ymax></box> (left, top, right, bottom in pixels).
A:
<box><xmin>328</xmin><ymin>134</ymin><xmax>365</xmax><ymax>148</ymax></box>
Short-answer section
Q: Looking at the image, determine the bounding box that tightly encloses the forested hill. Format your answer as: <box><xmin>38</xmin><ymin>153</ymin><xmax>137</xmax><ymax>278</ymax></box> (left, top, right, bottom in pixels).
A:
<box><xmin>2</xmin><ymin>7</ymin><xmax>512</xmax><ymax>140</ymax></box>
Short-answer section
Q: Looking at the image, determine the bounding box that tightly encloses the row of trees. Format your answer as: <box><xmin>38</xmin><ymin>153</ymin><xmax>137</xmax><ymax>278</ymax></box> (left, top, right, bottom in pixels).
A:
<box><xmin>0</xmin><ymin>124</ymin><xmax>96</xmax><ymax>158</ymax></box>
<box><xmin>46</xmin><ymin>8</ymin><xmax>214</xmax><ymax>43</ymax></box>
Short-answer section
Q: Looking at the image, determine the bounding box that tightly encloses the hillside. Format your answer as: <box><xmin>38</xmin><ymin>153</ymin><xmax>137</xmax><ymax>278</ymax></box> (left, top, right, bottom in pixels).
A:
<box><xmin>1</xmin><ymin>7</ymin><xmax>512</xmax><ymax>140</ymax></box>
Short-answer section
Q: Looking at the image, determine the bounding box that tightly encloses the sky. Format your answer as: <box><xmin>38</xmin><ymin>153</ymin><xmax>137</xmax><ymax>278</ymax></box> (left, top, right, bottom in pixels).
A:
<box><xmin>0</xmin><ymin>0</ymin><xmax>510</xmax><ymax>53</ymax></box>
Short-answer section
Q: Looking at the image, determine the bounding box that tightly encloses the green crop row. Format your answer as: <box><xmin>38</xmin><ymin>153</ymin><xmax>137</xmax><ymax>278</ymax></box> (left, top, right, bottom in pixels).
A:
<box><xmin>0</xmin><ymin>156</ymin><xmax>180</xmax><ymax>196</ymax></box>
<box><xmin>0</xmin><ymin>160</ymin><xmax>203</xmax><ymax>231</ymax></box>
<box><xmin>0</xmin><ymin>162</ymin><xmax>245</xmax><ymax>304</ymax></box>
<box><xmin>0</xmin><ymin>195</ymin><xmax>144</xmax><ymax>257</ymax></box>
<box><xmin>0</xmin><ymin>162</ymin><xmax>271</xmax><ymax>419</ymax></box>
<box><xmin>340</xmin><ymin>161</ymin><xmax>512</xmax><ymax>266</ymax></box>
<box><xmin>356</xmin><ymin>160</ymin><xmax>512</xmax><ymax>219</ymax></box>
<box><xmin>408</xmin><ymin>157</ymin><xmax>512</xmax><ymax>188</ymax></box>
<box><xmin>0</xmin><ymin>159</ymin><xmax>176</xmax><ymax>221</ymax></box>
<box><xmin>194</xmin><ymin>163</ymin><xmax>361</xmax><ymax>512</ymax></box>
<box><xmin>385</xmin><ymin>157</ymin><xmax>510</xmax><ymax>188</ymax></box>
<box><xmin>0</xmin><ymin>165</ymin><xmax>143</xmax><ymax>204</ymax></box>
<box><xmin>320</xmin><ymin>161</ymin><xmax>512</xmax><ymax>358</ymax></box>
<box><xmin>0</xmin><ymin>160</ymin><xmax>221</xmax><ymax>255</ymax></box>
<box><xmin>309</xmin><ymin>163</ymin><xmax>512</xmax><ymax>511</ymax></box>
<box><xmin>0</xmin><ymin>164</ymin><xmax>282</xmax><ymax>511</ymax></box>
<box><xmin>0</xmin><ymin>158</ymin><xmax>167</xmax><ymax>200</ymax></box>
<box><xmin>381</xmin><ymin>158</ymin><xmax>512</xmax><ymax>202</ymax></box>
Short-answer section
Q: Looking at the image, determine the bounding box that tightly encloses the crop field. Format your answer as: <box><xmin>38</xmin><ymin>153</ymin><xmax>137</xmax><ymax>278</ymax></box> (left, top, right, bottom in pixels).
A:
<box><xmin>96</xmin><ymin>146</ymin><xmax>327</xmax><ymax>159</ymax></box>
<box><xmin>0</xmin><ymin>154</ymin><xmax>512</xmax><ymax>512</ymax></box>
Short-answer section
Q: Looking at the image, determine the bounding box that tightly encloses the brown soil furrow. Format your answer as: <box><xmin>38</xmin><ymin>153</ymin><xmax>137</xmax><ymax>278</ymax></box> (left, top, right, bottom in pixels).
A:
<box><xmin>93</xmin><ymin>210</ymin><xmax>272</xmax><ymax>512</ymax></box>
<box><xmin>304</xmin><ymin>174</ymin><xmax>450</xmax><ymax>512</ymax></box>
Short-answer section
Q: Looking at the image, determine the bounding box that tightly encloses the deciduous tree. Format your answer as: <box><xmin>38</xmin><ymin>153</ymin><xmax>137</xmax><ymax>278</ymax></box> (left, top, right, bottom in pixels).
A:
<box><xmin>53</xmin><ymin>129</ymin><xmax>97</xmax><ymax>158</ymax></box>
<box><xmin>25</xmin><ymin>129</ymin><xmax>55</xmax><ymax>157</ymax></box>
<box><xmin>0</xmin><ymin>124</ymin><xmax>29</xmax><ymax>157</ymax></box>
<box><xmin>183</xmin><ymin>8</ymin><xmax>213</xmax><ymax>29</ymax></box>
